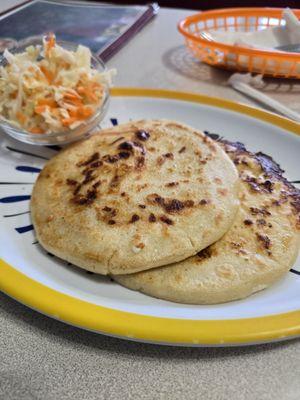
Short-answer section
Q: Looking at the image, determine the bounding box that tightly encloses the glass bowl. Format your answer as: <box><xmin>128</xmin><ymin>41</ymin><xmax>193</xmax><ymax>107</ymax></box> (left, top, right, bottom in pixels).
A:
<box><xmin>0</xmin><ymin>37</ymin><xmax>110</xmax><ymax>146</ymax></box>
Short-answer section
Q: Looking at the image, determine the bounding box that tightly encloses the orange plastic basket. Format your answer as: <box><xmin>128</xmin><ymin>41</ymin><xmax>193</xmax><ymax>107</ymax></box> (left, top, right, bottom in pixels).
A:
<box><xmin>178</xmin><ymin>8</ymin><xmax>300</xmax><ymax>79</ymax></box>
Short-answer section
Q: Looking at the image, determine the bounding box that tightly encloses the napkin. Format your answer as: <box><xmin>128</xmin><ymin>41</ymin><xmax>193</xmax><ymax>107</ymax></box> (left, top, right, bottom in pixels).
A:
<box><xmin>203</xmin><ymin>8</ymin><xmax>300</xmax><ymax>52</ymax></box>
<box><xmin>228</xmin><ymin>72</ymin><xmax>300</xmax><ymax>122</ymax></box>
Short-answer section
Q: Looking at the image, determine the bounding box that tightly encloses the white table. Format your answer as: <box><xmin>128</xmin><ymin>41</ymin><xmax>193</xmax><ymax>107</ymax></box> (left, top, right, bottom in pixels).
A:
<box><xmin>109</xmin><ymin>8</ymin><xmax>300</xmax><ymax>114</ymax></box>
<box><xmin>1</xmin><ymin>3</ymin><xmax>300</xmax><ymax>400</ymax></box>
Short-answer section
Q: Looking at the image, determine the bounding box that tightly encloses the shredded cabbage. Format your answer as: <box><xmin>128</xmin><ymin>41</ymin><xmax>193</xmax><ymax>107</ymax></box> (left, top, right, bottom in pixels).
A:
<box><xmin>0</xmin><ymin>33</ymin><xmax>115</xmax><ymax>134</ymax></box>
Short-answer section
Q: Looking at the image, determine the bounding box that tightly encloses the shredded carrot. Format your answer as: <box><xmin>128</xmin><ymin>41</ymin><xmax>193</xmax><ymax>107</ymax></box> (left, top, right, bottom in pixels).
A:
<box><xmin>92</xmin><ymin>82</ymin><xmax>102</xmax><ymax>89</ymax></box>
<box><xmin>61</xmin><ymin>117</ymin><xmax>77</xmax><ymax>127</ymax></box>
<box><xmin>67</xmin><ymin>106</ymin><xmax>93</xmax><ymax>120</ymax></box>
<box><xmin>63</xmin><ymin>92</ymin><xmax>83</xmax><ymax>106</ymax></box>
<box><xmin>30</xmin><ymin>127</ymin><xmax>45</xmax><ymax>134</ymax></box>
<box><xmin>63</xmin><ymin>91</ymin><xmax>81</xmax><ymax>100</ymax></box>
<box><xmin>34</xmin><ymin>105</ymin><xmax>47</xmax><ymax>114</ymax></box>
<box><xmin>77</xmin><ymin>106</ymin><xmax>94</xmax><ymax>119</ymax></box>
<box><xmin>0</xmin><ymin>33</ymin><xmax>112</xmax><ymax>134</ymax></box>
<box><xmin>77</xmin><ymin>83</ymin><xmax>101</xmax><ymax>103</ymax></box>
<box><xmin>77</xmin><ymin>87</ymin><xmax>98</xmax><ymax>103</ymax></box>
<box><xmin>65</xmin><ymin>100</ymin><xmax>83</xmax><ymax>108</ymax></box>
<box><xmin>45</xmin><ymin>33</ymin><xmax>56</xmax><ymax>57</ymax></box>
<box><xmin>37</xmin><ymin>98</ymin><xmax>57</xmax><ymax>107</ymax></box>
<box><xmin>87</xmin><ymin>92</ymin><xmax>98</xmax><ymax>102</ymax></box>
<box><xmin>51</xmin><ymin>108</ymin><xmax>61</xmax><ymax>117</ymax></box>
<box><xmin>40</xmin><ymin>65</ymin><xmax>55</xmax><ymax>84</ymax></box>
<box><xmin>67</xmin><ymin>109</ymin><xmax>77</xmax><ymax>118</ymax></box>
<box><xmin>76</xmin><ymin>86</ymin><xmax>85</xmax><ymax>95</ymax></box>
<box><xmin>16</xmin><ymin>111</ymin><xmax>27</xmax><ymax>124</ymax></box>
<box><xmin>61</xmin><ymin>104</ymin><xmax>94</xmax><ymax>126</ymax></box>
<box><xmin>59</xmin><ymin>61</ymin><xmax>70</xmax><ymax>69</ymax></box>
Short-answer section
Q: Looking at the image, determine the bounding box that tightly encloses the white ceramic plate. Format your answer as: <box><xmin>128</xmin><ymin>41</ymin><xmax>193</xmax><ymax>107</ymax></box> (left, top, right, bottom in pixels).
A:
<box><xmin>0</xmin><ymin>88</ymin><xmax>299</xmax><ymax>346</ymax></box>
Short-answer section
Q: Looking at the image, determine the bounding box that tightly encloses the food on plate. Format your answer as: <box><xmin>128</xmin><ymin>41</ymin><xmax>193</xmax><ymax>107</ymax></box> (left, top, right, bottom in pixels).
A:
<box><xmin>31</xmin><ymin>120</ymin><xmax>239</xmax><ymax>275</ymax></box>
<box><xmin>114</xmin><ymin>139</ymin><xmax>300</xmax><ymax>304</ymax></box>
<box><xmin>0</xmin><ymin>33</ymin><xmax>114</xmax><ymax>134</ymax></box>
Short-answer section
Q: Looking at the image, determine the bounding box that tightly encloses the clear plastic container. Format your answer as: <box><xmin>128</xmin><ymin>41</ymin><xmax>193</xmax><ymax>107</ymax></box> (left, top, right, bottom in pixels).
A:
<box><xmin>0</xmin><ymin>37</ymin><xmax>110</xmax><ymax>145</ymax></box>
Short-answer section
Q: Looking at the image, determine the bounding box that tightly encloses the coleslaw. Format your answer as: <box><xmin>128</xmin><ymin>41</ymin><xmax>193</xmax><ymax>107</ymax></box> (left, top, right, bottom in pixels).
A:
<box><xmin>0</xmin><ymin>34</ymin><xmax>115</xmax><ymax>134</ymax></box>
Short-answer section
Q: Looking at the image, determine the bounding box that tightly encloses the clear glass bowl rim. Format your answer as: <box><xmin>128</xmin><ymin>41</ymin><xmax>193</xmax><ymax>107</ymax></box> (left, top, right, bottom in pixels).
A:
<box><xmin>0</xmin><ymin>37</ymin><xmax>109</xmax><ymax>141</ymax></box>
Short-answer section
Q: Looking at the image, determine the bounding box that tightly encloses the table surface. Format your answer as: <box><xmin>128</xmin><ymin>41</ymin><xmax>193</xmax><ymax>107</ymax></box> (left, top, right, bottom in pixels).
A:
<box><xmin>1</xmin><ymin>2</ymin><xmax>300</xmax><ymax>400</ymax></box>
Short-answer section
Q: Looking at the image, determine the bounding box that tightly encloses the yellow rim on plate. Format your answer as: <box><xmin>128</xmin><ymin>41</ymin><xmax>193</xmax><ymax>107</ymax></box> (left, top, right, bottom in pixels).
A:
<box><xmin>1</xmin><ymin>87</ymin><xmax>299</xmax><ymax>346</ymax></box>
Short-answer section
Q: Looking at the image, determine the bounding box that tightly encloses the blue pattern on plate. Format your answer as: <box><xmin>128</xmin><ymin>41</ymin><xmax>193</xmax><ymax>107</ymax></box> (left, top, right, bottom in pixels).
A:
<box><xmin>110</xmin><ymin>118</ymin><xmax>118</xmax><ymax>126</ymax></box>
<box><xmin>4</xmin><ymin>211</ymin><xmax>30</xmax><ymax>218</ymax></box>
<box><xmin>6</xmin><ymin>146</ymin><xmax>49</xmax><ymax>160</ymax></box>
<box><xmin>15</xmin><ymin>224</ymin><xmax>34</xmax><ymax>234</ymax></box>
<box><xmin>16</xmin><ymin>166</ymin><xmax>41</xmax><ymax>173</ymax></box>
<box><xmin>0</xmin><ymin>195</ymin><xmax>31</xmax><ymax>203</ymax></box>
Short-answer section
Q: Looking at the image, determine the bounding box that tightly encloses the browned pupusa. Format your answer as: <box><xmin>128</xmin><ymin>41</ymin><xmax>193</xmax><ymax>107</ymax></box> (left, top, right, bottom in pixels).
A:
<box><xmin>114</xmin><ymin>139</ymin><xmax>300</xmax><ymax>303</ymax></box>
<box><xmin>31</xmin><ymin>120</ymin><xmax>239</xmax><ymax>275</ymax></box>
